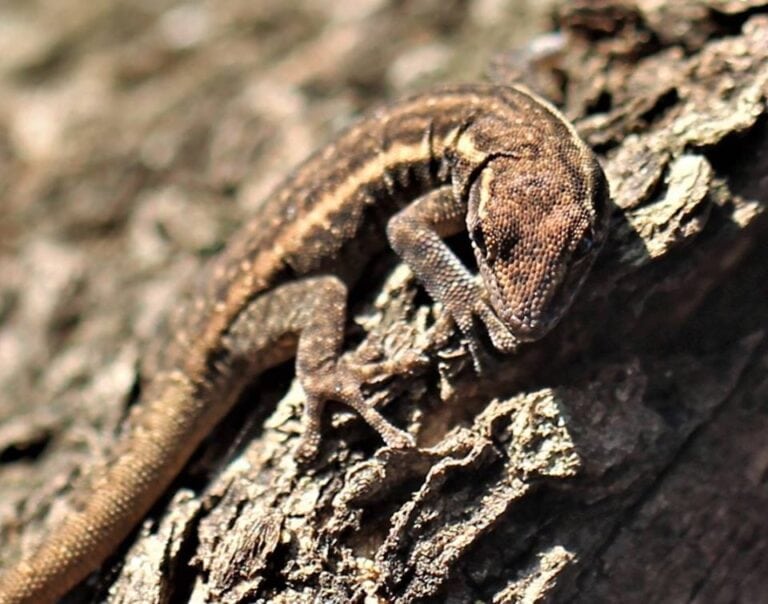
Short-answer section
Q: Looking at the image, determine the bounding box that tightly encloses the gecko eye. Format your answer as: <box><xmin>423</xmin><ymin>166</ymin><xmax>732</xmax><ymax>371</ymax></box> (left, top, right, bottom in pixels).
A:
<box><xmin>573</xmin><ymin>230</ymin><xmax>595</xmax><ymax>261</ymax></box>
<box><xmin>472</xmin><ymin>225</ymin><xmax>489</xmax><ymax>257</ymax></box>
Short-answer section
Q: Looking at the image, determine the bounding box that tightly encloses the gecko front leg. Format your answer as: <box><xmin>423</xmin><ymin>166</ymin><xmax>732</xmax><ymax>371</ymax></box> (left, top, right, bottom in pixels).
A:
<box><xmin>387</xmin><ymin>186</ymin><xmax>520</xmax><ymax>368</ymax></box>
<box><xmin>223</xmin><ymin>276</ymin><xmax>415</xmax><ymax>461</ymax></box>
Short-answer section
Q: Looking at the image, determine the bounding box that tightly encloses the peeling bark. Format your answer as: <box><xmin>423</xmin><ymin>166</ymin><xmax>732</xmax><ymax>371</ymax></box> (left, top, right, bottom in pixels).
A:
<box><xmin>1</xmin><ymin>1</ymin><xmax>767</xmax><ymax>603</ymax></box>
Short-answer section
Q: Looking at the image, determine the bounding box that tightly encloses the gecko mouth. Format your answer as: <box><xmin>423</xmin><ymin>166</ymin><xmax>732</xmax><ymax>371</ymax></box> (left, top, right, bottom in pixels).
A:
<box><xmin>495</xmin><ymin>257</ymin><xmax>595</xmax><ymax>342</ymax></box>
<box><xmin>485</xmin><ymin>281</ymin><xmax>557</xmax><ymax>341</ymax></box>
<box><xmin>502</xmin><ymin>309</ymin><xmax>556</xmax><ymax>341</ymax></box>
<box><xmin>483</xmin><ymin>266</ymin><xmax>573</xmax><ymax>342</ymax></box>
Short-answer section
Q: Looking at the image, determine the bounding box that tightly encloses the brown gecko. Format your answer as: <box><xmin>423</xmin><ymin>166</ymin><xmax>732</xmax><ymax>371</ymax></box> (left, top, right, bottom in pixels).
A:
<box><xmin>0</xmin><ymin>83</ymin><xmax>609</xmax><ymax>603</ymax></box>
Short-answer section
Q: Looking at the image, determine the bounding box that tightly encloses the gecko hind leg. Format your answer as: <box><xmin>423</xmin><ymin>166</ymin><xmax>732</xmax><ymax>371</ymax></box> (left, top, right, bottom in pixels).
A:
<box><xmin>224</xmin><ymin>276</ymin><xmax>415</xmax><ymax>462</ymax></box>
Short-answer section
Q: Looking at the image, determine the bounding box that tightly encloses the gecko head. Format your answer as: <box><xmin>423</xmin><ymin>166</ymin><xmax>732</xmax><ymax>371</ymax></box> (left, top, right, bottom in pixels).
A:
<box><xmin>466</xmin><ymin>154</ymin><xmax>610</xmax><ymax>342</ymax></box>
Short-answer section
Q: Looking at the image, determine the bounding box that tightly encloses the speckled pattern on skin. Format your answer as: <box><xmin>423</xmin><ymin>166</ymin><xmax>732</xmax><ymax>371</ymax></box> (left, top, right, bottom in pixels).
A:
<box><xmin>0</xmin><ymin>83</ymin><xmax>609</xmax><ymax>604</ymax></box>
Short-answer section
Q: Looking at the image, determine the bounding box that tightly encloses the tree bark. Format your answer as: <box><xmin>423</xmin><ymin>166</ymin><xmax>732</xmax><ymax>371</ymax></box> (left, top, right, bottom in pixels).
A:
<box><xmin>0</xmin><ymin>1</ymin><xmax>766</xmax><ymax>603</ymax></box>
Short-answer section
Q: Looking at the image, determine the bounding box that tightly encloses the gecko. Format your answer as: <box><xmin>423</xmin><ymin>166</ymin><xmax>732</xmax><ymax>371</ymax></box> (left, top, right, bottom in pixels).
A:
<box><xmin>0</xmin><ymin>83</ymin><xmax>609</xmax><ymax>603</ymax></box>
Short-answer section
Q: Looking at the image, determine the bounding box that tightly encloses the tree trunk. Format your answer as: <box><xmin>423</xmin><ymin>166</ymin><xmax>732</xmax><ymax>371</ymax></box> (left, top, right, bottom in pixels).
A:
<box><xmin>0</xmin><ymin>1</ymin><xmax>766</xmax><ymax>602</ymax></box>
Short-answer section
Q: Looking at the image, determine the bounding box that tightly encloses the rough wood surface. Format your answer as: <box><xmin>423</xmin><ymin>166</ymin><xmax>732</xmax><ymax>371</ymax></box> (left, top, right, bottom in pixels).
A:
<box><xmin>1</xmin><ymin>1</ymin><xmax>767</xmax><ymax>602</ymax></box>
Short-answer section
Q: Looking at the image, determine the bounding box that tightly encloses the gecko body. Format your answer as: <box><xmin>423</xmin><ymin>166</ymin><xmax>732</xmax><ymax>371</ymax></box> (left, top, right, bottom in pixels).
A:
<box><xmin>0</xmin><ymin>84</ymin><xmax>609</xmax><ymax>603</ymax></box>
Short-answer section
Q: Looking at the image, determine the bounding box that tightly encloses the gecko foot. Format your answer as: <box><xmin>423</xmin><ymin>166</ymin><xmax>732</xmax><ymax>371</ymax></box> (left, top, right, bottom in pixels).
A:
<box><xmin>295</xmin><ymin>358</ymin><xmax>416</xmax><ymax>462</ymax></box>
<box><xmin>436</xmin><ymin>301</ymin><xmax>517</xmax><ymax>373</ymax></box>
